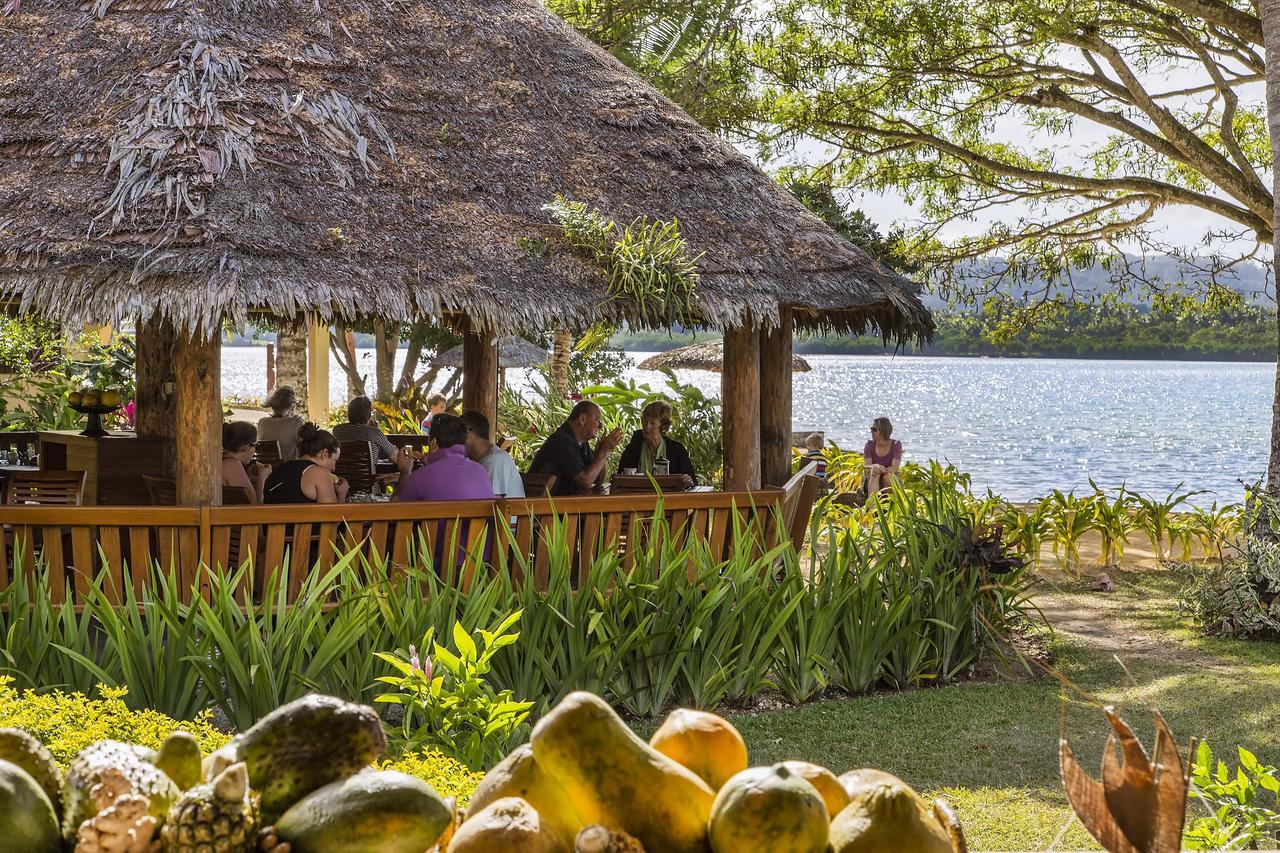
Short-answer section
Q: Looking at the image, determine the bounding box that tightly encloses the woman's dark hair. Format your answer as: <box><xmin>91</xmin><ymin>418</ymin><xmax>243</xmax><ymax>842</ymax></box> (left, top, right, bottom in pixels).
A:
<box><xmin>222</xmin><ymin>421</ymin><xmax>258</xmax><ymax>453</ymax></box>
<box><xmin>265</xmin><ymin>386</ymin><xmax>298</xmax><ymax>417</ymax></box>
<box><xmin>297</xmin><ymin>422</ymin><xmax>340</xmax><ymax>458</ymax></box>
<box><xmin>429</xmin><ymin>413</ymin><xmax>469</xmax><ymax>449</ymax></box>
<box><xmin>347</xmin><ymin>395</ymin><xmax>373</xmax><ymax>425</ymax></box>
<box><xmin>459</xmin><ymin>410</ymin><xmax>490</xmax><ymax>441</ymax></box>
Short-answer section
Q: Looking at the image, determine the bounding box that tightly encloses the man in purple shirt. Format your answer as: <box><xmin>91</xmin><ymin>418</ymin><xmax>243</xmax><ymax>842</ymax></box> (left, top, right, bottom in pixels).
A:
<box><xmin>394</xmin><ymin>413</ymin><xmax>495</xmax><ymax>501</ymax></box>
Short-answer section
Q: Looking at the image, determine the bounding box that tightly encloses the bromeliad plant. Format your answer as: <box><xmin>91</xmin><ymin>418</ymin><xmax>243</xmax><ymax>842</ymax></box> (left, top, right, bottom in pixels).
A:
<box><xmin>376</xmin><ymin>612</ymin><xmax>534</xmax><ymax>771</ymax></box>
<box><xmin>1088</xmin><ymin>481</ymin><xmax>1137</xmax><ymax>567</ymax></box>
<box><xmin>544</xmin><ymin>195</ymin><xmax>703</xmax><ymax>326</ymax></box>
<box><xmin>1133</xmin><ymin>484</ymin><xmax>1202</xmax><ymax>562</ymax></box>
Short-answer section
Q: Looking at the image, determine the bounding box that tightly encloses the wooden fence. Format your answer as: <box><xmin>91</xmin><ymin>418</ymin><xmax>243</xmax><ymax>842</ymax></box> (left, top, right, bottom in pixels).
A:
<box><xmin>0</xmin><ymin>490</ymin><xmax>783</xmax><ymax>605</ymax></box>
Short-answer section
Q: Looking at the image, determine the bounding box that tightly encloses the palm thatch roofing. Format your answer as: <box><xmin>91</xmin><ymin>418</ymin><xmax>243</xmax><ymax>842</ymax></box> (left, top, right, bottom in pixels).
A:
<box><xmin>434</xmin><ymin>335</ymin><xmax>548</xmax><ymax>370</ymax></box>
<box><xmin>640</xmin><ymin>340</ymin><xmax>812</xmax><ymax>373</ymax></box>
<box><xmin>0</xmin><ymin>0</ymin><xmax>933</xmax><ymax>343</ymax></box>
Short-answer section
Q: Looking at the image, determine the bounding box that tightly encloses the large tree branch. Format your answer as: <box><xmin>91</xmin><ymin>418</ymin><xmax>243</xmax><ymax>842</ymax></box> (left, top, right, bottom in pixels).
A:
<box><xmin>820</xmin><ymin>117</ymin><xmax>1271</xmax><ymax>237</ymax></box>
<box><xmin>1120</xmin><ymin>0</ymin><xmax>1263</xmax><ymax>46</ymax></box>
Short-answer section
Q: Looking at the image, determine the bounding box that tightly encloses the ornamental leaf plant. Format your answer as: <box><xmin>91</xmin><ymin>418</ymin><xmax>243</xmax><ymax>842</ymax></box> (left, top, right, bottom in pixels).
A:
<box><xmin>375</xmin><ymin>610</ymin><xmax>533</xmax><ymax>771</ymax></box>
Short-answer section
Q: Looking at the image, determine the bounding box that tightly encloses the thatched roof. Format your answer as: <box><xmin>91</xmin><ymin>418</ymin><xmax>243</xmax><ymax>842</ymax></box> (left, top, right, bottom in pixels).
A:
<box><xmin>435</xmin><ymin>336</ymin><xmax>548</xmax><ymax>370</ymax></box>
<box><xmin>640</xmin><ymin>340</ymin><xmax>812</xmax><ymax>373</ymax></box>
<box><xmin>0</xmin><ymin>0</ymin><xmax>933</xmax><ymax>343</ymax></box>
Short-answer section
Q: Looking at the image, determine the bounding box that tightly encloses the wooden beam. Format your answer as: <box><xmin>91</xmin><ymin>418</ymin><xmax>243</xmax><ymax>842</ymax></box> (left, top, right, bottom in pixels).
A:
<box><xmin>174</xmin><ymin>330</ymin><xmax>222</xmax><ymax>506</ymax></box>
<box><xmin>306</xmin><ymin>315</ymin><xmax>330</xmax><ymax>423</ymax></box>
<box><xmin>759</xmin><ymin>307</ymin><xmax>793</xmax><ymax>487</ymax></box>
<box><xmin>722</xmin><ymin>324</ymin><xmax>761</xmax><ymax>490</ymax></box>
<box><xmin>135</xmin><ymin>315</ymin><xmax>177</xmax><ymax>477</ymax></box>
<box><xmin>462</xmin><ymin>320</ymin><xmax>499</xmax><ymax>432</ymax></box>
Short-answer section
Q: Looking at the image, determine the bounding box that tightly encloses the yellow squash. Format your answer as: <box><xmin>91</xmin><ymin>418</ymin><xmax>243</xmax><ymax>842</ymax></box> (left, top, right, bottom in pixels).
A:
<box><xmin>465</xmin><ymin>744</ymin><xmax>582</xmax><ymax>847</ymax></box>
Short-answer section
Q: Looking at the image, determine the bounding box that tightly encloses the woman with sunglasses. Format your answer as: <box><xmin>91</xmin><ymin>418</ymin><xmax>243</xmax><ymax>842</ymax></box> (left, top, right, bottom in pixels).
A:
<box><xmin>863</xmin><ymin>416</ymin><xmax>902</xmax><ymax>495</ymax></box>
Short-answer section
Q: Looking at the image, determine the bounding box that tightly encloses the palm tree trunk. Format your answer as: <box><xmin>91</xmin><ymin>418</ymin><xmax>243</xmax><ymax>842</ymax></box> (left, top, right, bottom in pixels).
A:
<box><xmin>1265</xmin><ymin>0</ymin><xmax>1280</xmax><ymax>497</ymax></box>
<box><xmin>276</xmin><ymin>317</ymin><xmax>308</xmax><ymax>413</ymax></box>
<box><xmin>373</xmin><ymin>322</ymin><xmax>396</xmax><ymax>402</ymax></box>
<box><xmin>551</xmin><ymin>328</ymin><xmax>573</xmax><ymax>397</ymax></box>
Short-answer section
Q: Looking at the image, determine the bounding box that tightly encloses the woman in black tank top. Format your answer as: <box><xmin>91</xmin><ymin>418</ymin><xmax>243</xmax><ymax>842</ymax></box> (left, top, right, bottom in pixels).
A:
<box><xmin>262</xmin><ymin>424</ymin><xmax>349</xmax><ymax>504</ymax></box>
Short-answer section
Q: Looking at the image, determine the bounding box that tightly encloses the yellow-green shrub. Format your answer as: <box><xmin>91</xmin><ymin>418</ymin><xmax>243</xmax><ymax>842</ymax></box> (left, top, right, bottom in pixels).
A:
<box><xmin>0</xmin><ymin>677</ymin><xmax>230</xmax><ymax>765</ymax></box>
<box><xmin>0</xmin><ymin>676</ymin><xmax>483</xmax><ymax>802</ymax></box>
<box><xmin>379</xmin><ymin>752</ymin><xmax>484</xmax><ymax>806</ymax></box>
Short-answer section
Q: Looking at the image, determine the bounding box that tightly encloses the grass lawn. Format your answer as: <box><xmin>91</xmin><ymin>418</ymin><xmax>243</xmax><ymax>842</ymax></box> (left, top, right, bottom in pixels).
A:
<box><xmin>718</xmin><ymin>568</ymin><xmax>1280</xmax><ymax>851</ymax></box>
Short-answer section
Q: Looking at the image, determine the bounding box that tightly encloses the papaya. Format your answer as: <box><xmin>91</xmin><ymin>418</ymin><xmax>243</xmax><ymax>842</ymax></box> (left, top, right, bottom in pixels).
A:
<box><xmin>708</xmin><ymin>764</ymin><xmax>828</xmax><ymax>853</ymax></box>
<box><xmin>649</xmin><ymin>708</ymin><xmax>748</xmax><ymax>791</ymax></box>
<box><xmin>781</xmin><ymin>760</ymin><xmax>849</xmax><ymax>818</ymax></box>
<box><xmin>0</xmin><ymin>759</ymin><xmax>61</xmax><ymax>853</ymax></box>
<box><xmin>0</xmin><ymin>729</ymin><xmax>62</xmax><ymax>814</ymax></box>
<box><xmin>837</xmin><ymin>768</ymin><xmax>902</xmax><ymax>800</ymax></box>
<box><xmin>466</xmin><ymin>744</ymin><xmax>583</xmax><ymax>847</ymax></box>
<box><xmin>447</xmin><ymin>796</ymin><xmax>564</xmax><ymax>852</ymax></box>
<box><xmin>153</xmin><ymin>730</ymin><xmax>202</xmax><ymax>791</ymax></box>
<box><xmin>275</xmin><ymin>769</ymin><xmax>452</xmax><ymax>853</ymax></box>
<box><xmin>829</xmin><ymin>770</ymin><xmax>952</xmax><ymax>853</ymax></box>
<box><xmin>531</xmin><ymin>691</ymin><xmax>714</xmax><ymax>852</ymax></box>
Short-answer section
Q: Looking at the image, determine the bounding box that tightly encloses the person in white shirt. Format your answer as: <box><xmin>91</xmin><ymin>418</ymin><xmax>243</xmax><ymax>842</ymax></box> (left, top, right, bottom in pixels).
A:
<box><xmin>460</xmin><ymin>410</ymin><xmax>525</xmax><ymax>498</ymax></box>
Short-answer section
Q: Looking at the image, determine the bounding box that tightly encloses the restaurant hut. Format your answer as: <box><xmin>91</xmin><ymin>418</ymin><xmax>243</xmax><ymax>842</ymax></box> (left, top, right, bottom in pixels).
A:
<box><xmin>640</xmin><ymin>341</ymin><xmax>813</xmax><ymax>374</ymax></box>
<box><xmin>0</xmin><ymin>0</ymin><xmax>932</xmax><ymax>506</ymax></box>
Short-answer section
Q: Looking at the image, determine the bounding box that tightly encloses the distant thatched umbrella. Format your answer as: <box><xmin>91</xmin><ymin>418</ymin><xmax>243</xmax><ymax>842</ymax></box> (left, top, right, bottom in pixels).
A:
<box><xmin>640</xmin><ymin>341</ymin><xmax>812</xmax><ymax>373</ymax></box>
<box><xmin>1</xmin><ymin>0</ymin><xmax>932</xmax><ymax>343</ymax></box>
<box><xmin>435</xmin><ymin>336</ymin><xmax>549</xmax><ymax>370</ymax></box>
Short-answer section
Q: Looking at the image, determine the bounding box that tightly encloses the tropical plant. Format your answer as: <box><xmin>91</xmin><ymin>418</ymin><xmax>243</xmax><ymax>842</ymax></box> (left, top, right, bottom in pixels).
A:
<box><xmin>1043</xmin><ymin>489</ymin><xmax>1097</xmax><ymax>574</ymax></box>
<box><xmin>1185</xmin><ymin>742</ymin><xmax>1280</xmax><ymax>850</ymax></box>
<box><xmin>376</xmin><ymin>612</ymin><xmax>533</xmax><ymax>771</ymax></box>
<box><xmin>1088</xmin><ymin>482</ymin><xmax>1137</xmax><ymax>567</ymax></box>
<box><xmin>1133</xmin><ymin>485</ymin><xmax>1202</xmax><ymax>562</ymax></box>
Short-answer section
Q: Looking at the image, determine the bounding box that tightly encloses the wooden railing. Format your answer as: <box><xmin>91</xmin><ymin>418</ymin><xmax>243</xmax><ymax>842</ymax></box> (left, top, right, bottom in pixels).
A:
<box><xmin>0</xmin><ymin>490</ymin><xmax>783</xmax><ymax>605</ymax></box>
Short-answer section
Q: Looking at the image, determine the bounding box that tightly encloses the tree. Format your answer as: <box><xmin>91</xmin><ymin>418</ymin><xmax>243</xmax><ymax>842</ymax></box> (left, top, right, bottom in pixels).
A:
<box><xmin>748</xmin><ymin>0</ymin><xmax>1280</xmax><ymax>490</ymax></box>
<box><xmin>1261</xmin><ymin>0</ymin><xmax>1280</xmax><ymax>491</ymax></box>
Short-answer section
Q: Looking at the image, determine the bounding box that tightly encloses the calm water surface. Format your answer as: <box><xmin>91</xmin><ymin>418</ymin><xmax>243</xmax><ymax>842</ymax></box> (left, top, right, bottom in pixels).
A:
<box><xmin>221</xmin><ymin>348</ymin><xmax>1269</xmax><ymax>504</ymax></box>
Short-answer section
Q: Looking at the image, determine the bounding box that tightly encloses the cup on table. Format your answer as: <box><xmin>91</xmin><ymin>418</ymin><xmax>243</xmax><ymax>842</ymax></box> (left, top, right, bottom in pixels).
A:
<box><xmin>622</xmin><ymin>467</ymin><xmax>637</xmax><ymax>475</ymax></box>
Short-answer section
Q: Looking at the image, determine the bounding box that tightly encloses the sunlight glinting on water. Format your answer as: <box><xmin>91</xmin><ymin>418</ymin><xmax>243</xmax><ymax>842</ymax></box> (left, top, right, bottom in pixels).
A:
<box><xmin>220</xmin><ymin>349</ymin><xmax>1270</xmax><ymax>505</ymax></box>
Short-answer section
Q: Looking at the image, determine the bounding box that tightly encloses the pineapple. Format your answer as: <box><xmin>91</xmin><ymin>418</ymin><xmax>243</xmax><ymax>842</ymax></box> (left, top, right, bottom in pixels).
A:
<box><xmin>161</xmin><ymin>763</ymin><xmax>259</xmax><ymax>853</ymax></box>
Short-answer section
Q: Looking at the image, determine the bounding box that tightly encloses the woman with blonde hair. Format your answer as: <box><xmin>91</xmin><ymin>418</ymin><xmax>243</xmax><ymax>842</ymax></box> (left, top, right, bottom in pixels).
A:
<box><xmin>863</xmin><ymin>416</ymin><xmax>902</xmax><ymax>495</ymax></box>
<box><xmin>618</xmin><ymin>400</ymin><xmax>697</xmax><ymax>487</ymax></box>
<box><xmin>258</xmin><ymin>385</ymin><xmax>304</xmax><ymax>461</ymax></box>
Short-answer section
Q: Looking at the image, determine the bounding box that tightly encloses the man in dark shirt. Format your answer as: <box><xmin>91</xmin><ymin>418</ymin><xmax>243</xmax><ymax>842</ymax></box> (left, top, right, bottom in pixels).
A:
<box><xmin>529</xmin><ymin>401</ymin><xmax>623</xmax><ymax>496</ymax></box>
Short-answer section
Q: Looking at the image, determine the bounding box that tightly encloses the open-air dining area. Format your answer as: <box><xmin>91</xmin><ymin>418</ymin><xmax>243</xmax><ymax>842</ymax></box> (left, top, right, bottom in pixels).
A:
<box><xmin>5</xmin><ymin>0</ymin><xmax>1274</xmax><ymax>850</ymax></box>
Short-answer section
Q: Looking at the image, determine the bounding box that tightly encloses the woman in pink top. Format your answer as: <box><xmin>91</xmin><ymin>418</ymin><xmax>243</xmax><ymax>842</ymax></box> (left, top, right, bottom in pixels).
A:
<box><xmin>863</xmin><ymin>416</ymin><xmax>902</xmax><ymax>495</ymax></box>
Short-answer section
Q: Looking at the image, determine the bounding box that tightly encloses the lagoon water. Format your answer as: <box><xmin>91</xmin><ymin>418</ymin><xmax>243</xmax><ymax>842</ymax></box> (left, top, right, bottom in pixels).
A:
<box><xmin>222</xmin><ymin>347</ymin><xmax>1269</xmax><ymax>504</ymax></box>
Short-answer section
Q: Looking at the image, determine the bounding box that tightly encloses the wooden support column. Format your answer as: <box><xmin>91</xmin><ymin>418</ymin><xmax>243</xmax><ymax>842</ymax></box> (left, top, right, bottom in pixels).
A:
<box><xmin>306</xmin><ymin>315</ymin><xmax>330</xmax><ymax>423</ymax></box>
<box><xmin>759</xmin><ymin>307</ymin><xmax>793</xmax><ymax>487</ymax></box>
<box><xmin>276</xmin><ymin>316</ymin><xmax>307</xmax><ymax>410</ymax></box>
<box><xmin>174</xmin><ymin>330</ymin><xmax>222</xmax><ymax>506</ymax></box>
<box><xmin>461</xmin><ymin>320</ymin><xmax>499</xmax><ymax>433</ymax></box>
<box><xmin>135</xmin><ymin>315</ymin><xmax>177</xmax><ymax>477</ymax></box>
<box><xmin>722</xmin><ymin>324</ymin><xmax>761</xmax><ymax>491</ymax></box>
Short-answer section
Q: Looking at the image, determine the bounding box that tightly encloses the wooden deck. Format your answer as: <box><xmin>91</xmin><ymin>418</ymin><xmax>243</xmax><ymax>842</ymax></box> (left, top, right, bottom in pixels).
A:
<box><xmin>0</xmin><ymin>490</ymin><xmax>784</xmax><ymax>604</ymax></box>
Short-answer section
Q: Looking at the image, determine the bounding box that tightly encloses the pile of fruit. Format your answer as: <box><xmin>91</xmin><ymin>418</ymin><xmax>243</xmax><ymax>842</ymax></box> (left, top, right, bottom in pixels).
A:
<box><xmin>0</xmin><ymin>691</ymin><xmax>966</xmax><ymax>852</ymax></box>
<box><xmin>67</xmin><ymin>389</ymin><xmax>123</xmax><ymax>409</ymax></box>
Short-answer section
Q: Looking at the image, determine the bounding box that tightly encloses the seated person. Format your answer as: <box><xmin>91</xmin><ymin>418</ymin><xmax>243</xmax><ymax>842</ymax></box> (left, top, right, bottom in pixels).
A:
<box><xmin>332</xmin><ymin>395</ymin><xmax>405</xmax><ymax>464</ymax></box>
<box><xmin>258</xmin><ymin>386</ymin><xmax>304</xmax><ymax>461</ymax></box>
<box><xmin>263</xmin><ymin>423</ymin><xmax>349</xmax><ymax>504</ymax></box>
<box><xmin>460</xmin><ymin>410</ymin><xmax>524</xmax><ymax>498</ymax></box>
<box><xmin>617</xmin><ymin>400</ymin><xmax>696</xmax><ymax>488</ymax></box>
<box><xmin>528</xmin><ymin>401</ymin><xmax>623</xmax><ymax>496</ymax></box>
<box><xmin>863</xmin><ymin>417</ymin><xmax>902</xmax><ymax>495</ymax></box>
<box><xmin>394</xmin><ymin>413</ymin><xmax>495</xmax><ymax>501</ymax></box>
<box><xmin>420</xmin><ymin>393</ymin><xmax>447</xmax><ymax>434</ymax></box>
<box><xmin>802</xmin><ymin>433</ymin><xmax>828</xmax><ymax>481</ymax></box>
<box><xmin>221</xmin><ymin>421</ymin><xmax>270</xmax><ymax>503</ymax></box>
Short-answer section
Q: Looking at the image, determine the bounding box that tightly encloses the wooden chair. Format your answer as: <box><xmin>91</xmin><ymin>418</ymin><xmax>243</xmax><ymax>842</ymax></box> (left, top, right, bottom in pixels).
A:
<box><xmin>255</xmin><ymin>440</ymin><xmax>283</xmax><ymax>469</ymax></box>
<box><xmin>142</xmin><ymin>475</ymin><xmax>178</xmax><ymax>506</ymax></box>
<box><xmin>5</xmin><ymin>470</ymin><xmax>87</xmax><ymax>505</ymax></box>
<box><xmin>337</xmin><ymin>440</ymin><xmax>377</xmax><ymax>495</ymax></box>
<box><xmin>388</xmin><ymin>434</ymin><xmax>431</xmax><ymax>455</ymax></box>
<box><xmin>222</xmin><ymin>484</ymin><xmax>254</xmax><ymax>505</ymax></box>
<box><xmin>520</xmin><ymin>471</ymin><xmax>558</xmax><ymax>497</ymax></box>
<box><xmin>609</xmin><ymin>473</ymin><xmax>690</xmax><ymax>494</ymax></box>
<box><xmin>779</xmin><ymin>461</ymin><xmax>822</xmax><ymax>552</ymax></box>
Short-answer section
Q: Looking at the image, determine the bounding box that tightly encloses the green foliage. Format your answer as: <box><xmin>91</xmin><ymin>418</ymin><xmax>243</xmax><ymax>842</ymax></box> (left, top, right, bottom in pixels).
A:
<box><xmin>1180</xmin><ymin>490</ymin><xmax>1280</xmax><ymax>639</ymax></box>
<box><xmin>376</xmin><ymin>752</ymin><xmax>483</xmax><ymax>806</ymax></box>
<box><xmin>0</xmin><ymin>316</ymin><xmax>63</xmax><ymax>374</ymax></box>
<box><xmin>376</xmin><ymin>613</ymin><xmax>533</xmax><ymax>771</ymax></box>
<box><xmin>544</xmin><ymin>196</ymin><xmax>703</xmax><ymax>326</ymax></box>
<box><xmin>1185</xmin><ymin>742</ymin><xmax>1280</xmax><ymax>850</ymax></box>
<box><xmin>0</xmin><ymin>677</ymin><xmax>229</xmax><ymax>767</ymax></box>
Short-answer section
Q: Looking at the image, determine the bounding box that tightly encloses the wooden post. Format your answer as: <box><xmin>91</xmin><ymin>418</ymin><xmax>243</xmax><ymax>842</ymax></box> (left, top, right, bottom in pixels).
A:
<box><xmin>276</xmin><ymin>316</ymin><xmax>307</xmax><ymax>411</ymax></box>
<box><xmin>462</xmin><ymin>319</ymin><xmax>499</xmax><ymax>432</ymax></box>
<box><xmin>135</xmin><ymin>315</ymin><xmax>178</xmax><ymax>477</ymax></box>
<box><xmin>174</xmin><ymin>330</ymin><xmax>222</xmax><ymax>505</ymax></box>
<box><xmin>265</xmin><ymin>343</ymin><xmax>276</xmax><ymax>394</ymax></box>
<box><xmin>306</xmin><ymin>315</ymin><xmax>330</xmax><ymax>423</ymax></box>
<box><xmin>722</xmin><ymin>324</ymin><xmax>761</xmax><ymax>490</ymax></box>
<box><xmin>759</xmin><ymin>308</ymin><xmax>793</xmax><ymax>487</ymax></box>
